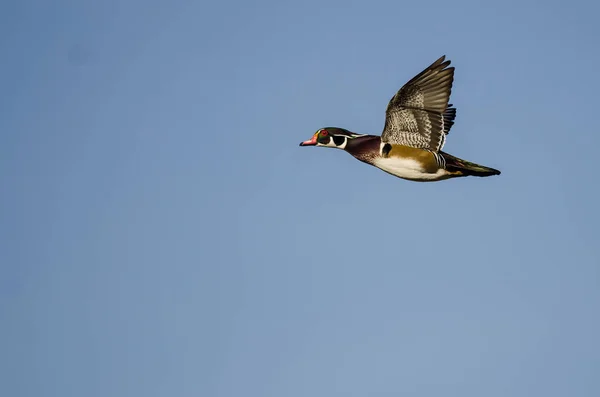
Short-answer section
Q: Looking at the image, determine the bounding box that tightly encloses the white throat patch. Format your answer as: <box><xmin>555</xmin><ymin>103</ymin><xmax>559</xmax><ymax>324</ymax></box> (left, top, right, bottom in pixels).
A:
<box><xmin>318</xmin><ymin>136</ymin><xmax>348</xmax><ymax>150</ymax></box>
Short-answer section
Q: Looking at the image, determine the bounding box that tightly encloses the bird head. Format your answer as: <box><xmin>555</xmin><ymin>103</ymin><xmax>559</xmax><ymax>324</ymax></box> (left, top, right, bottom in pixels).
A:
<box><xmin>299</xmin><ymin>128</ymin><xmax>362</xmax><ymax>149</ymax></box>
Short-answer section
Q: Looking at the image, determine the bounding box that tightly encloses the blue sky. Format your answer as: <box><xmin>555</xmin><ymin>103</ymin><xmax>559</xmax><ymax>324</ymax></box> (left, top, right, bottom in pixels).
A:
<box><xmin>1</xmin><ymin>0</ymin><xmax>599</xmax><ymax>396</ymax></box>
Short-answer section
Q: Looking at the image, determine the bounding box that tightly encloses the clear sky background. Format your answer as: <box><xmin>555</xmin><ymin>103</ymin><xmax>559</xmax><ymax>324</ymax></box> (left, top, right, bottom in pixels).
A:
<box><xmin>2</xmin><ymin>0</ymin><xmax>599</xmax><ymax>396</ymax></box>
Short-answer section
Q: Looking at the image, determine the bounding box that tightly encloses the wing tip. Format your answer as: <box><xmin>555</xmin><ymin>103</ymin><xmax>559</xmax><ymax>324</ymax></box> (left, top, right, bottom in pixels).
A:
<box><xmin>432</xmin><ymin>55</ymin><xmax>449</xmax><ymax>68</ymax></box>
<box><xmin>425</xmin><ymin>55</ymin><xmax>453</xmax><ymax>76</ymax></box>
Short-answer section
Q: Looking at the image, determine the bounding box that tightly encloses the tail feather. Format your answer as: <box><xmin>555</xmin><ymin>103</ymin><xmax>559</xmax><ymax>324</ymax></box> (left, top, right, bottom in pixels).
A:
<box><xmin>440</xmin><ymin>151</ymin><xmax>501</xmax><ymax>177</ymax></box>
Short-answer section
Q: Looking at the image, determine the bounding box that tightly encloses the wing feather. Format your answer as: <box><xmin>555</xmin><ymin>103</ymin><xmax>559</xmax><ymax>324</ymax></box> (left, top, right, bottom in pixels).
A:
<box><xmin>381</xmin><ymin>56</ymin><xmax>456</xmax><ymax>151</ymax></box>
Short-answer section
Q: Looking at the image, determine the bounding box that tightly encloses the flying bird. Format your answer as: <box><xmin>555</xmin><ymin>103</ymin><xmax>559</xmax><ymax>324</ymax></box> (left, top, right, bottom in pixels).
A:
<box><xmin>299</xmin><ymin>56</ymin><xmax>500</xmax><ymax>182</ymax></box>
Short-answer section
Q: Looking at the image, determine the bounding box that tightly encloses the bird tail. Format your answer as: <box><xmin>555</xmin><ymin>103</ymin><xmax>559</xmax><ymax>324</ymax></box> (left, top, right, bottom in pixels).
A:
<box><xmin>440</xmin><ymin>151</ymin><xmax>501</xmax><ymax>177</ymax></box>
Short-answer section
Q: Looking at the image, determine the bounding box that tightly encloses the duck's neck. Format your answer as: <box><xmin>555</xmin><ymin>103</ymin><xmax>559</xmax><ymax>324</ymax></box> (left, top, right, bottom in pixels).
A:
<box><xmin>344</xmin><ymin>135</ymin><xmax>381</xmax><ymax>162</ymax></box>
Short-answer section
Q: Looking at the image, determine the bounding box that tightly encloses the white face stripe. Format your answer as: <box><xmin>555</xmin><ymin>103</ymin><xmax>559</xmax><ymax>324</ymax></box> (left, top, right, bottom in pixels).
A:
<box><xmin>316</xmin><ymin>135</ymin><xmax>348</xmax><ymax>149</ymax></box>
<box><xmin>314</xmin><ymin>129</ymin><xmax>367</xmax><ymax>149</ymax></box>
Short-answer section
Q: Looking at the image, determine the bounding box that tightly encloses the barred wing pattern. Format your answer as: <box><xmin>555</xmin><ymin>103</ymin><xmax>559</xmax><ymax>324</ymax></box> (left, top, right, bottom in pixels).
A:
<box><xmin>381</xmin><ymin>56</ymin><xmax>455</xmax><ymax>152</ymax></box>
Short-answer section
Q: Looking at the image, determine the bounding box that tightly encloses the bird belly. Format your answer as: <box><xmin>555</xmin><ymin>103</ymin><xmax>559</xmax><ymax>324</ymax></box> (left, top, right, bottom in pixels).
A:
<box><xmin>372</xmin><ymin>156</ymin><xmax>449</xmax><ymax>182</ymax></box>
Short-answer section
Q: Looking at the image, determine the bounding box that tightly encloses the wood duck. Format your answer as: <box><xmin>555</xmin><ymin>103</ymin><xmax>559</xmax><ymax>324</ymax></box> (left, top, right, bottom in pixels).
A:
<box><xmin>299</xmin><ymin>56</ymin><xmax>500</xmax><ymax>182</ymax></box>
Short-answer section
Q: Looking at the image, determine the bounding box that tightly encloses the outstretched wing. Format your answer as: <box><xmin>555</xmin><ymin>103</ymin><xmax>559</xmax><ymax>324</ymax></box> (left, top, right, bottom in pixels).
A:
<box><xmin>381</xmin><ymin>56</ymin><xmax>455</xmax><ymax>152</ymax></box>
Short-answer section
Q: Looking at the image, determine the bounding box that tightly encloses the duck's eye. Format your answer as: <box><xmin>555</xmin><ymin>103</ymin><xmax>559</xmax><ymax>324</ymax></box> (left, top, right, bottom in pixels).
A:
<box><xmin>320</xmin><ymin>130</ymin><xmax>328</xmax><ymax>136</ymax></box>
